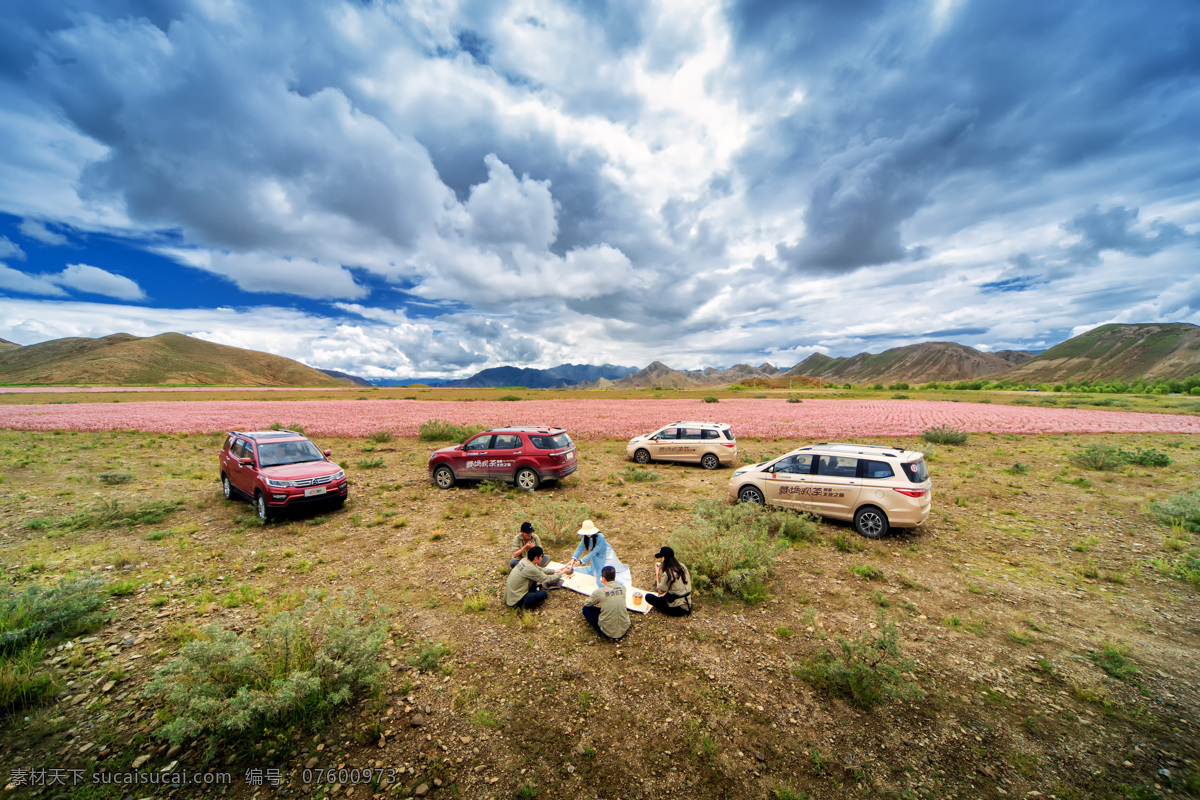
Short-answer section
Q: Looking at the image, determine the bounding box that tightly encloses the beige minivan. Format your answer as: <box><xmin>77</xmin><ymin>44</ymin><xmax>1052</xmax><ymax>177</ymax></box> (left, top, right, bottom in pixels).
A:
<box><xmin>626</xmin><ymin>421</ymin><xmax>737</xmax><ymax>470</ymax></box>
<box><xmin>727</xmin><ymin>442</ymin><xmax>931</xmax><ymax>538</ymax></box>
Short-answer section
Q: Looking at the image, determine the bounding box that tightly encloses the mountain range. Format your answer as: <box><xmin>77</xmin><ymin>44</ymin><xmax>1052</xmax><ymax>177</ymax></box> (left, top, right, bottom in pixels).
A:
<box><xmin>1</xmin><ymin>323</ymin><xmax>1197</xmax><ymax>388</ymax></box>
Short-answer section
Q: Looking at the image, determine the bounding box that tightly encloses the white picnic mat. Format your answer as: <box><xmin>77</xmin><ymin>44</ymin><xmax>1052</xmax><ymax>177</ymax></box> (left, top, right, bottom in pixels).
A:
<box><xmin>546</xmin><ymin>561</ymin><xmax>654</xmax><ymax>614</ymax></box>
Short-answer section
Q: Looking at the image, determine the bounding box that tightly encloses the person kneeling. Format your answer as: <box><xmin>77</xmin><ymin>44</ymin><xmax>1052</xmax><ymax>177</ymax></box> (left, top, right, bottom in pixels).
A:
<box><xmin>506</xmin><ymin>546</ymin><xmax>570</xmax><ymax>611</ymax></box>
<box><xmin>645</xmin><ymin>546</ymin><xmax>692</xmax><ymax>616</ymax></box>
<box><xmin>582</xmin><ymin>566</ymin><xmax>631</xmax><ymax>641</ymax></box>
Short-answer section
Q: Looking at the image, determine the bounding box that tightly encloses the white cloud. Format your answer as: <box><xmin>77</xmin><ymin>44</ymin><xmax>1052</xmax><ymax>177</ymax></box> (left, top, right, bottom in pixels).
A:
<box><xmin>159</xmin><ymin>249</ymin><xmax>368</xmax><ymax>300</ymax></box>
<box><xmin>0</xmin><ymin>237</ymin><xmax>26</xmax><ymax>260</ymax></box>
<box><xmin>0</xmin><ymin>265</ymin><xmax>68</xmax><ymax>297</ymax></box>
<box><xmin>17</xmin><ymin>220</ymin><xmax>69</xmax><ymax>246</ymax></box>
<box><xmin>58</xmin><ymin>263</ymin><xmax>146</xmax><ymax>301</ymax></box>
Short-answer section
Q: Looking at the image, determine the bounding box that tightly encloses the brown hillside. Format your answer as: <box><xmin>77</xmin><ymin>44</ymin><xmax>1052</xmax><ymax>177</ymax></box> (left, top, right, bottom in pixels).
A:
<box><xmin>784</xmin><ymin>342</ymin><xmax>1025</xmax><ymax>384</ymax></box>
<box><xmin>0</xmin><ymin>332</ymin><xmax>354</xmax><ymax>387</ymax></box>
<box><xmin>994</xmin><ymin>322</ymin><xmax>1200</xmax><ymax>383</ymax></box>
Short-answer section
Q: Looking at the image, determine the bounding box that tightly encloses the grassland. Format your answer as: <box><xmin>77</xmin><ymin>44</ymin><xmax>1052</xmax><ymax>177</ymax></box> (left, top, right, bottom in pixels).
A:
<box><xmin>0</xmin><ymin>426</ymin><xmax>1197</xmax><ymax>799</ymax></box>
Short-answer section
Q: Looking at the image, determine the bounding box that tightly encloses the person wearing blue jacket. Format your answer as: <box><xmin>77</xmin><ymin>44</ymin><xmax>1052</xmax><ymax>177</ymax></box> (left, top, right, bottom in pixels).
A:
<box><xmin>568</xmin><ymin>520</ymin><xmax>630</xmax><ymax>585</ymax></box>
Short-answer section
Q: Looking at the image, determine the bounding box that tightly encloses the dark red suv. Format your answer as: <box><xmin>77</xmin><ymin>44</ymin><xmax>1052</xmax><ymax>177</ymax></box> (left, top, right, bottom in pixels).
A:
<box><xmin>428</xmin><ymin>426</ymin><xmax>577</xmax><ymax>491</ymax></box>
<box><xmin>219</xmin><ymin>430</ymin><xmax>348</xmax><ymax>520</ymax></box>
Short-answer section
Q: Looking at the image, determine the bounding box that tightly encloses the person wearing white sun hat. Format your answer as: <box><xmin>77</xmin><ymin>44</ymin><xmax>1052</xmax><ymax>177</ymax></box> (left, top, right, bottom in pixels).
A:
<box><xmin>568</xmin><ymin>519</ymin><xmax>630</xmax><ymax>585</ymax></box>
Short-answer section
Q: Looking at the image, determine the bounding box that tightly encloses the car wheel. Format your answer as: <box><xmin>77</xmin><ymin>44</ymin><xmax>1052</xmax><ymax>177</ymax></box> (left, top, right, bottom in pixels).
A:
<box><xmin>515</xmin><ymin>467</ymin><xmax>540</xmax><ymax>491</ymax></box>
<box><xmin>634</xmin><ymin>448</ymin><xmax>652</xmax><ymax>464</ymax></box>
<box><xmin>222</xmin><ymin>474</ymin><xmax>233</xmax><ymax>500</ymax></box>
<box><xmin>255</xmin><ymin>491</ymin><xmax>271</xmax><ymax>522</ymax></box>
<box><xmin>738</xmin><ymin>485</ymin><xmax>765</xmax><ymax>505</ymax></box>
<box><xmin>433</xmin><ymin>465</ymin><xmax>455</xmax><ymax>489</ymax></box>
<box><xmin>854</xmin><ymin>506</ymin><xmax>888</xmax><ymax>539</ymax></box>
<box><xmin>701</xmin><ymin>453</ymin><xmax>720</xmax><ymax>470</ymax></box>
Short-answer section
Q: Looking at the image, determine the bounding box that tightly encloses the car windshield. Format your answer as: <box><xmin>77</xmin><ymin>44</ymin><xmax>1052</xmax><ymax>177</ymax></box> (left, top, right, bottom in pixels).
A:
<box><xmin>259</xmin><ymin>440</ymin><xmax>324</xmax><ymax>467</ymax></box>
<box><xmin>529</xmin><ymin>433</ymin><xmax>572</xmax><ymax>450</ymax></box>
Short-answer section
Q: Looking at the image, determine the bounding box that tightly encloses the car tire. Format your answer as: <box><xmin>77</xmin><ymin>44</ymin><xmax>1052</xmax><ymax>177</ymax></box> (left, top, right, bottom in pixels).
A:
<box><xmin>515</xmin><ymin>467</ymin><xmax>540</xmax><ymax>491</ymax></box>
<box><xmin>634</xmin><ymin>448</ymin><xmax>652</xmax><ymax>464</ymax></box>
<box><xmin>255</xmin><ymin>491</ymin><xmax>271</xmax><ymax>522</ymax></box>
<box><xmin>854</xmin><ymin>506</ymin><xmax>888</xmax><ymax>539</ymax></box>
<box><xmin>738</xmin><ymin>485</ymin><xmax>765</xmax><ymax>505</ymax></box>
<box><xmin>433</xmin><ymin>465</ymin><xmax>455</xmax><ymax>489</ymax></box>
<box><xmin>701</xmin><ymin>453</ymin><xmax>720</xmax><ymax>470</ymax></box>
<box><xmin>222</xmin><ymin>474</ymin><xmax>233</xmax><ymax>500</ymax></box>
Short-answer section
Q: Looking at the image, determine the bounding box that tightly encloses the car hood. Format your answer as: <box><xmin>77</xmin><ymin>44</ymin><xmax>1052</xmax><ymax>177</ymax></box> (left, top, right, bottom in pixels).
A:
<box><xmin>731</xmin><ymin>462</ymin><xmax>766</xmax><ymax>478</ymax></box>
<box><xmin>261</xmin><ymin>461</ymin><xmax>342</xmax><ymax>479</ymax></box>
<box><xmin>430</xmin><ymin>445</ymin><xmax>460</xmax><ymax>458</ymax></box>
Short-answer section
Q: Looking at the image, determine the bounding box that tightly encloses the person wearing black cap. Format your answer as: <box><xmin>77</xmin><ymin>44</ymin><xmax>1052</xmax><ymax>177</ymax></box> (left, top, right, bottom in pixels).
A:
<box><xmin>505</xmin><ymin>546</ymin><xmax>571</xmax><ymax>610</ymax></box>
<box><xmin>510</xmin><ymin>521</ymin><xmax>549</xmax><ymax>568</ymax></box>
<box><xmin>645</xmin><ymin>546</ymin><xmax>692</xmax><ymax>616</ymax></box>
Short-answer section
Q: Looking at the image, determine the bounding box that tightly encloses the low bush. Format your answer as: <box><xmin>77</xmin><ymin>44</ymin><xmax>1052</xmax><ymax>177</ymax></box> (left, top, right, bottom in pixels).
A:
<box><xmin>410</xmin><ymin>643</ymin><xmax>452</xmax><ymax>672</ymax></box>
<box><xmin>1</xmin><ymin>576</ymin><xmax>109</xmax><ymax>713</ymax></box>
<box><xmin>497</xmin><ymin>395</ymin><xmax>523</xmax><ymax>402</ymax></box>
<box><xmin>1005</xmin><ymin>462</ymin><xmax>1028</xmax><ymax>475</ymax></box>
<box><xmin>786</xmin><ymin>397</ymin><xmax>803</xmax><ymax>404</ymax></box>
<box><xmin>25</xmin><ymin>499</ymin><xmax>179</xmax><ymax>531</ymax></box>
<box><xmin>921</xmin><ymin>425</ymin><xmax>968</xmax><ymax>445</ymax></box>
<box><xmin>703</xmin><ymin>397</ymin><xmax>720</xmax><ymax>404</ymax></box>
<box><xmin>792</xmin><ymin>611</ymin><xmax>924</xmax><ymax>708</ymax></box>
<box><xmin>97</xmin><ymin>472</ymin><xmax>133</xmax><ymax>485</ymax></box>
<box><xmin>1126</xmin><ymin>447</ymin><xmax>1170</xmax><ymax>467</ymax></box>
<box><xmin>417</xmin><ymin>419</ymin><xmax>487</xmax><ymax>443</ymax></box>
<box><xmin>1070</xmin><ymin>443</ymin><xmax>1128</xmax><ymax>471</ymax></box>
<box><xmin>1089</xmin><ymin>643</ymin><xmax>1137</xmax><ymax>681</ymax></box>
<box><xmin>356</xmin><ymin>458</ymin><xmax>385</xmax><ymax>469</ymax></box>
<box><xmin>1150</xmin><ymin>491</ymin><xmax>1200</xmax><ymax>533</ymax></box>
<box><xmin>620</xmin><ymin>467</ymin><xmax>660</xmax><ymax>483</ymax></box>
<box><xmin>518</xmin><ymin>497</ymin><xmax>592</xmax><ymax>547</ymax></box>
<box><xmin>367</xmin><ymin>430</ymin><xmax>393</xmax><ymax>444</ymax></box>
<box><xmin>668</xmin><ymin>501</ymin><xmax>812</xmax><ymax>602</ymax></box>
<box><xmin>145</xmin><ymin>591</ymin><xmax>387</xmax><ymax>756</ymax></box>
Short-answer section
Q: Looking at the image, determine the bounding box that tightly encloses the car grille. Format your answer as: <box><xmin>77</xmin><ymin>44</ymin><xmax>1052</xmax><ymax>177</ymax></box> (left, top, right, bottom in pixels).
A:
<box><xmin>292</xmin><ymin>474</ymin><xmax>335</xmax><ymax>488</ymax></box>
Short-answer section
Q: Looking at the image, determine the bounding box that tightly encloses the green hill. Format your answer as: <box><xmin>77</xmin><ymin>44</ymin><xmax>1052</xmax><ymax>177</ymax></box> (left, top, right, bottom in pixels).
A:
<box><xmin>0</xmin><ymin>332</ymin><xmax>354</xmax><ymax>387</ymax></box>
<box><xmin>994</xmin><ymin>323</ymin><xmax>1200</xmax><ymax>383</ymax></box>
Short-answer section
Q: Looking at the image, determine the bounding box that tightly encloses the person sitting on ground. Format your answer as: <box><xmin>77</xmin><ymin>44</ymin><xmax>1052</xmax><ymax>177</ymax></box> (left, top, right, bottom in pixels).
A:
<box><xmin>568</xmin><ymin>520</ymin><xmax>630</xmax><ymax>585</ymax></box>
<box><xmin>505</xmin><ymin>546</ymin><xmax>571</xmax><ymax>610</ymax></box>
<box><xmin>645</xmin><ymin>546</ymin><xmax>692</xmax><ymax>616</ymax></box>
<box><xmin>510</xmin><ymin>521</ymin><xmax>549</xmax><ymax>568</ymax></box>
<box><xmin>582</xmin><ymin>565</ymin><xmax>631</xmax><ymax>641</ymax></box>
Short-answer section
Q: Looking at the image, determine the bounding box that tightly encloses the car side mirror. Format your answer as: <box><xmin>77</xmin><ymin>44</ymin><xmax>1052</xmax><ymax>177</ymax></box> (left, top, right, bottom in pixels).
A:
<box><xmin>324</xmin><ymin>449</ymin><xmax>332</xmax><ymax>457</ymax></box>
<box><xmin>238</xmin><ymin>458</ymin><xmax>252</xmax><ymax>467</ymax></box>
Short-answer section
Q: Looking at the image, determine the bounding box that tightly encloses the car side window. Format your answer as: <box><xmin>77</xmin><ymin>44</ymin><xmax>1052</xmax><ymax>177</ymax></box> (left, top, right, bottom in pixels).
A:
<box><xmin>771</xmin><ymin>455</ymin><xmax>812</xmax><ymax>474</ymax></box>
<box><xmin>657</xmin><ymin>428</ymin><xmax>678</xmax><ymax>440</ymax></box>
<box><xmin>701</xmin><ymin>429</ymin><xmax>720</xmax><ymax>440</ymax></box>
<box><xmin>862</xmin><ymin>460</ymin><xmax>894</xmax><ymax>479</ymax></box>
<box><xmin>463</xmin><ymin>435</ymin><xmax>493</xmax><ymax>451</ymax></box>
<box><xmin>817</xmin><ymin>455</ymin><xmax>858</xmax><ymax>478</ymax></box>
<box><xmin>493</xmin><ymin>434</ymin><xmax>520</xmax><ymax>449</ymax></box>
<box><xmin>232</xmin><ymin>439</ymin><xmax>249</xmax><ymax>459</ymax></box>
<box><xmin>682</xmin><ymin>428</ymin><xmax>702</xmax><ymax>440</ymax></box>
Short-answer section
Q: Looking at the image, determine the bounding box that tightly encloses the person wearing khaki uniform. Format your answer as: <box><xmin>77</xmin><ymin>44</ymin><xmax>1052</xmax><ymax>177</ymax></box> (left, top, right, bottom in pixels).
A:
<box><xmin>645</xmin><ymin>545</ymin><xmax>692</xmax><ymax>616</ymax></box>
<box><xmin>510</xmin><ymin>521</ymin><xmax>549</xmax><ymax>568</ymax></box>
<box><xmin>506</xmin><ymin>546</ymin><xmax>570</xmax><ymax>610</ymax></box>
<box><xmin>582</xmin><ymin>566</ymin><xmax>631</xmax><ymax>641</ymax></box>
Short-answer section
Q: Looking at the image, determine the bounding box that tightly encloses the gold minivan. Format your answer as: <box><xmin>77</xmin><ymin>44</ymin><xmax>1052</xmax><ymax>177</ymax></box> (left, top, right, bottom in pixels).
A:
<box><xmin>626</xmin><ymin>421</ymin><xmax>737</xmax><ymax>470</ymax></box>
<box><xmin>727</xmin><ymin>443</ymin><xmax>931</xmax><ymax>538</ymax></box>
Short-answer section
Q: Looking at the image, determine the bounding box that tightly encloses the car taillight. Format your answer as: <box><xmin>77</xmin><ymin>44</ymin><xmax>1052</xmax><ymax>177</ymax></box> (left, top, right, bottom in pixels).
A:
<box><xmin>720</xmin><ymin>443</ymin><xmax>735</xmax><ymax>448</ymax></box>
<box><xmin>893</xmin><ymin>488</ymin><xmax>927</xmax><ymax>498</ymax></box>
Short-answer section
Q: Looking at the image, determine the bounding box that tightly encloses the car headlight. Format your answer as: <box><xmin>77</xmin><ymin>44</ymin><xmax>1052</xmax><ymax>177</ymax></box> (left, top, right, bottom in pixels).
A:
<box><xmin>331</xmin><ymin>470</ymin><xmax>345</xmax><ymax>481</ymax></box>
<box><xmin>266</xmin><ymin>478</ymin><xmax>295</xmax><ymax>488</ymax></box>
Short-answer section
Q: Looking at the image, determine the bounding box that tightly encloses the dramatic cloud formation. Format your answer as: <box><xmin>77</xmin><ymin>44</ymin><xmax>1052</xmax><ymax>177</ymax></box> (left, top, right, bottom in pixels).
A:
<box><xmin>0</xmin><ymin>0</ymin><xmax>1196</xmax><ymax>379</ymax></box>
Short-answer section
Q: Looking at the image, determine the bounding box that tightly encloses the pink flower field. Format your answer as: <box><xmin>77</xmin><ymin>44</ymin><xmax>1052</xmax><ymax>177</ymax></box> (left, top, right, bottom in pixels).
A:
<box><xmin>0</xmin><ymin>398</ymin><xmax>1196</xmax><ymax>439</ymax></box>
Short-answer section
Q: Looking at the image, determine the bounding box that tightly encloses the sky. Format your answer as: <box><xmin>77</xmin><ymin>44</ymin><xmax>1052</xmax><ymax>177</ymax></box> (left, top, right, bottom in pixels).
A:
<box><xmin>0</xmin><ymin>0</ymin><xmax>1198</xmax><ymax>381</ymax></box>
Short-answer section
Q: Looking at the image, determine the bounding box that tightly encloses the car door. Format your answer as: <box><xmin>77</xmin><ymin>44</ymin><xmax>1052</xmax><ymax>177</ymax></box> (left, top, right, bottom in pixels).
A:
<box><xmin>229</xmin><ymin>438</ymin><xmax>259</xmax><ymax>496</ymax></box>
<box><xmin>458</xmin><ymin>434</ymin><xmax>494</xmax><ymax>479</ymax></box>
<box><xmin>811</xmin><ymin>454</ymin><xmax>862</xmax><ymax>521</ymax></box>
<box><xmin>675</xmin><ymin>427</ymin><xmax>704</xmax><ymax>463</ymax></box>
<box><xmin>762</xmin><ymin>454</ymin><xmax>815</xmax><ymax>509</ymax></box>
<box><xmin>486</xmin><ymin>433</ymin><xmax>522</xmax><ymax>479</ymax></box>
<box><xmin>648</xmin><ymin>426</ymin><xmax>679</xmax><ymax>461</ymax></box>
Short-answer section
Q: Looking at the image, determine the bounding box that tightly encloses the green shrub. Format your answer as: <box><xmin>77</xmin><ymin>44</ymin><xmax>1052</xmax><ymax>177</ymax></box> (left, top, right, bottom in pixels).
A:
<box><xmin>417</xmin><ymin>419</ymin><xmax>487</xmax><ymax>443</ymax></box>
<box><xmin>145</xmin><ymin>591</ymin><xmax>387</xmax><ymax>756</ymax></box>
<box><xmin>786</xmin><ymin>397</ymin><xmax>803</xmax><ymax>403</ymax></box>
<box><xmin>97</xmin><ymin>472</ymin><xmax>133</xmax><ymax>485</ymax></box>
<box><xmin>792</xmin><ymin>611</ymin><xmax>924</xmax><ymax>708</ymax></box>
<box><xmin>921</xmin><ymin>425</ymin><xmax>968</xmax><ymax>445</ymax></box>
<box><xmin>268</xmin><ymin>422</ymin><xmax>306</xmax><ymax>435</ymax></box>
<box><xmin>367</xmin><ymin>430</ymin><xmax>393</xmax><ymax>444</ymax></box>
<box><xmin>849</xmin><ymin>564</ymin><xmax>885</xmax><ymax>581</ymax></box>
<box><xmin>497</xmin><ymin>395</ymin><xmax>523</xmax><ymax>402</ymax></box>
<box><xmin>25</xmin><ymin>498</ymin><xmax>179</xmax><ymax>531</ymax></box>
<box><xmin>1070</xmin><ymin>443</ymin><xmax>1128</xmax><ymax>471</ymax></box>
<box><xmin>703</xmin><ymin>397</ymin><xmax>720</xmax><ymax>404</ymax></box>
<box><xmin>1125</xmin><ymin>447</ymin><xmax>1170</xmax><ymax>467</ymax></box>
<box><xmin>518</xmin><ymin>497</ymin><xmax>592</xmax><ymax>547</ymax></box>
<box><xmin>409</xmin><ymin>643</ymin><xmax>451</xmax><ymax>673</ymax></box>
<box><xmin>1090</xmin><ymin>643</ymin><xmax>1137</xmax><ymax>681</ymax></box>
<box><xmin>356</xmin><ymin>458</ymin><xmax>385</xmax><ymax>469</ymax></box>
<box><xmin>1005</xmin><ymin>462</ymin><xmax>1028</xmax><ymax>475</ymax></box>
<box><xmin>668</xmin><ymin>501</ymin><xmax>808</xmax><ymax>602</ymax></box>
<box><xmin>620</xmin><ymin>466</ymin><xmax>660</xmax><ymax>483</ymax></box>
<box><xmin>1150</xmin><ymin>491</ymin><xmax>1200</xmax><ymax>533</ymax></box>
<box><xmin>1</xmin><ymin>576</ymin><xmax>109</xmax><ymax>713</ymax></box>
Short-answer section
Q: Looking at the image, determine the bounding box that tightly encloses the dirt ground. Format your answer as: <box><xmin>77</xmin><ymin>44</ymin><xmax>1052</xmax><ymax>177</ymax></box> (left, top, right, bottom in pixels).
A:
<box><xmin>0</xmin><ymin>427</ymin><xmax>1198</xmax><ymax>800</ymax></box>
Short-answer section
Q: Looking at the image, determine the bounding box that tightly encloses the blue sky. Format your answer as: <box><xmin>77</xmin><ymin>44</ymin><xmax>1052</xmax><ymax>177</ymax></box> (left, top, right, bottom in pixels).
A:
<box><xmin>0</xmin><ymin>0</ymin><xmax>1198</xmax><ymax>380</ymax></box>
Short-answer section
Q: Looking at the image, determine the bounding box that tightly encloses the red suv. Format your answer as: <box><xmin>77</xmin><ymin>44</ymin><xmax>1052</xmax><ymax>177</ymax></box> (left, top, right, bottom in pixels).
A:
<box><xmin>428</xmin><ymin>426</ymin><xmax>577</xmax><ymax>491</ymax></box>
<box><xmin>219</xmin><ymin>430</ymin><xmax>348</xmax><ymax>520</ymax></box>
